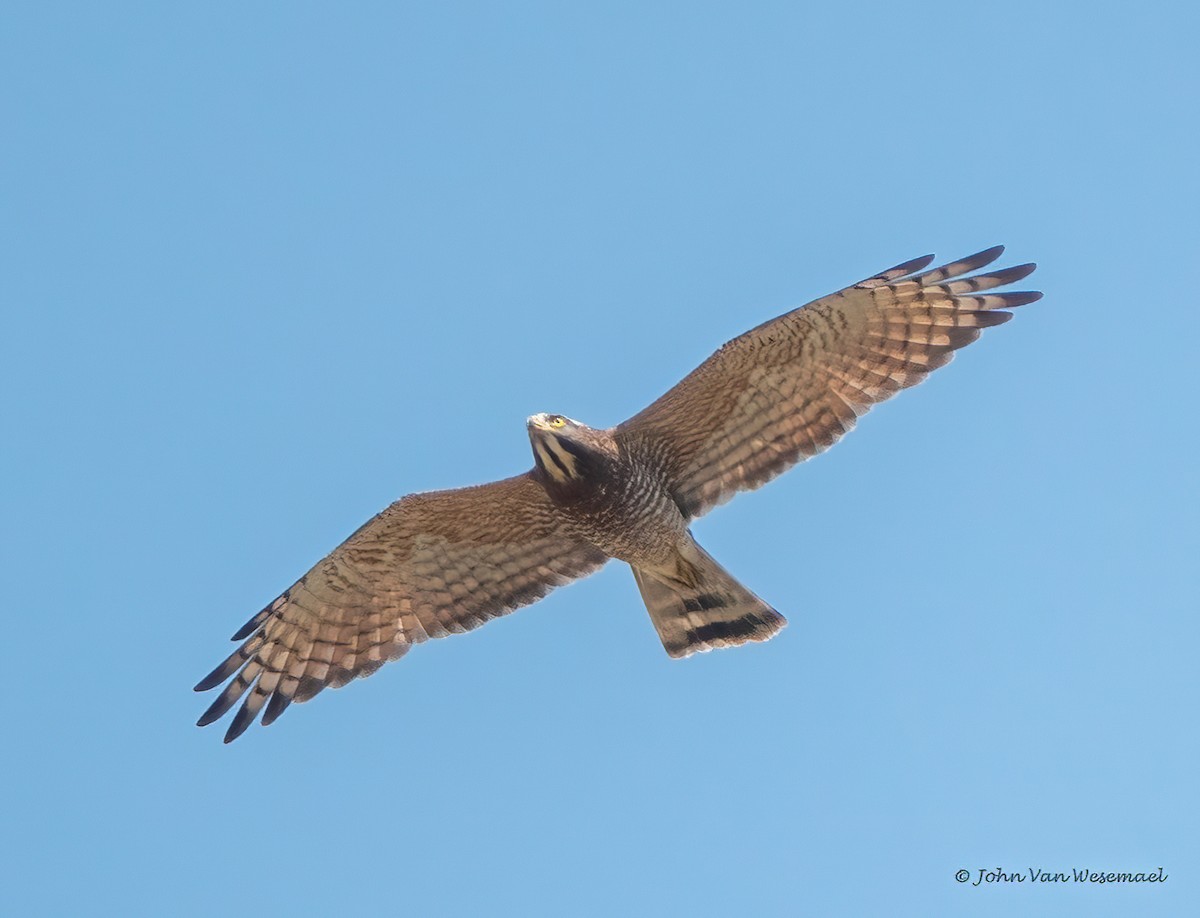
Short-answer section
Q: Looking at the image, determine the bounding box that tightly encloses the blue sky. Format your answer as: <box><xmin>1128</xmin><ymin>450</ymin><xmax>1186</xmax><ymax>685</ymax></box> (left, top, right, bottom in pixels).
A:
<box><xmin>3</xmin><ymin>2</ymin><xmax>1197</xmax><ymax>915</ymax></box>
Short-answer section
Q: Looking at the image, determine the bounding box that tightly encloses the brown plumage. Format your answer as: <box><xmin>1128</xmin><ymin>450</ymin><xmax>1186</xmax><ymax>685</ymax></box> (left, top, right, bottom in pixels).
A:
<box><xmin>196</xmin><ymin>245</ymin><xmax>1039</xmax><ymax>741</ymax></box>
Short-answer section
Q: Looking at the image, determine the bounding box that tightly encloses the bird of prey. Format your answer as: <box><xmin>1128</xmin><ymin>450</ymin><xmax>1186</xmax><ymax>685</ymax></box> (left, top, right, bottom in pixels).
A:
<box><xmin>196</xmin><ymin>246</ymin><xmax>1039</xmax><ymax>742</ymax></box>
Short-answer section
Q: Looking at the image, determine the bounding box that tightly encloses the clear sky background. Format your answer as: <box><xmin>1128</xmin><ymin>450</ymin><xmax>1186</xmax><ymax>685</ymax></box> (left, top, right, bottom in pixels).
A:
<box><xmin>3</xmin><ymin>2</ymin><xmax>1196</xmax><ymax>916</ymax></box>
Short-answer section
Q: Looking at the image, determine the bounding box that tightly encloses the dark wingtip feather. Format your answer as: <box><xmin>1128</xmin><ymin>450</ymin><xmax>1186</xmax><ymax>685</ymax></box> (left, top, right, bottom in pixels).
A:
<box><xmin>952</xmin><ymin>244</ymin><xmax>1005</xmax><ymax>270</ymax></box>
<box><xmin>196</xmin><ymin>697</ymin><xmax>229</xmax><ymax>728</ymax></box>
<box><xmin>294</xmin><ymin>675</ymin><xmax>329</xmax><ymax>703</ymax></box>
<box><xmin>997</xmin><ymin>262</ymin><xmax>1037</xmax><ymax>284</ymax></box>
<box><xmin>194</xmin><ymin>653</ymin><xmax>241</xmax><ymax>693</ymax></box>
<box><xmin>964</xmin><ymin>262</ymin><xmax>1037</xmax><ymax>288</ymax></box>
<box><xmin>223</xmin><ymin>703</ymin><xmax>258</xmax><ymax>743</ymax></box>
<box><xmin>946</xmin><ymin>326</ymin><xmax>983</xmax><ymax>348</ymax></box>
<box><xmin>910</xmin><ymin>245</ymin><xmax>1011</xmax><ymax>286</ymax></box>
<box><xmin>853</xmin><ymin>253</ymin><xmax>935</xmax><ymax>289</ymax></box>
<box><xmin>231</xmin><ymin>606</ymin><xmax>272</xmax><ymax>641</ymax></box>
<box><xmin>196</xmin><ymin>667</ymin><xmax>256</xmax><ymax>726</ymax></box>
<box><xmin>999</xmin><ymin>290</ymin><xmax>1043</xmax><ymax>307</ymax></box>
<box><xmin>974</xmin><ymin>243</ymin><xmax>1005</xmax><ymax>262</ymax></box>
<box><xmin>971</xmin><ymin>310</ymin><xmax>1015</xmax><ymax>328</ymax></box>
<box><xmin>261</xmin><ymin>691</ymin><xmax>292</xmax><ymax>726</ymax></box>
<box><xmin>895</xmin><ymin>254</ymin><xmax>936</xmax><ymax>276</ymax></box>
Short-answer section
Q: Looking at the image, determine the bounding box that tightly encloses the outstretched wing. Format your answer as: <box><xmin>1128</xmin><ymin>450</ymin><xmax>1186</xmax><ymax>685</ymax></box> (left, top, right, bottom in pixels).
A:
<box><xmin>195</xmin><ymin>473</ymin><xmax>607</xmax><ymax>742</ymax></box>
<box><xmin>619</xmin><ymin>246</ymin><xmax>1040</xmax><ymax>519</ymax></box>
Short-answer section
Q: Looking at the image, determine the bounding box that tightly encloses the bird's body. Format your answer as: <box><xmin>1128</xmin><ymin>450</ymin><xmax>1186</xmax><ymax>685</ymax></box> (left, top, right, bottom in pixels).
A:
<box><xmin>197</xmin><ymin>246</ymin><xmax>1041</xmax><ymax>741</ymax></box>
<box><xmin>527</xmin><ymin>413</ymin><xmax>787</xmax><ymax>656</ymax></box>
<box><xmin>528</xmin><ymin>414</ymin><xmax>685</xmax><ymax>570</ymax></box>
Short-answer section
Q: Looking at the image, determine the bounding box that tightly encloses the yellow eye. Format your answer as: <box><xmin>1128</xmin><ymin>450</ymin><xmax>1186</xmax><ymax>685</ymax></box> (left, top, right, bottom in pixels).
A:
<box><xmin>549</xmin><ymin>416</ymin><xmax>566</xmax><ymax>429</ymax></box>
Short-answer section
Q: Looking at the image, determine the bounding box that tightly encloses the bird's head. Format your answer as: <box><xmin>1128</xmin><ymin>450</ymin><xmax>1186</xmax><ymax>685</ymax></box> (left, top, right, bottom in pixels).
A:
<box><xmin>527</xmin><ymin>413</ymin><xmax>610</xmax><ymax>485</ymax></box>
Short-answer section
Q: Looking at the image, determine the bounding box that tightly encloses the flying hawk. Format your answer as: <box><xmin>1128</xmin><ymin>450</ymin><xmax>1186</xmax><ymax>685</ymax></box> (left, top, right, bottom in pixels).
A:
<box><xmin>196</xmin><ymin>246</ymin><xmax>1040</xmax><ymax>742</ymax></box>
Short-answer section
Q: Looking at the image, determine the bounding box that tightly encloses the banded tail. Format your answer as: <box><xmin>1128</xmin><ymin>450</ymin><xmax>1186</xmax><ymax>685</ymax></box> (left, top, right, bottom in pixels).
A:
<box><xmin>632</xmin><ymin>541</ymin><xmax>786</xmax><ymax>658</ymax></box>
